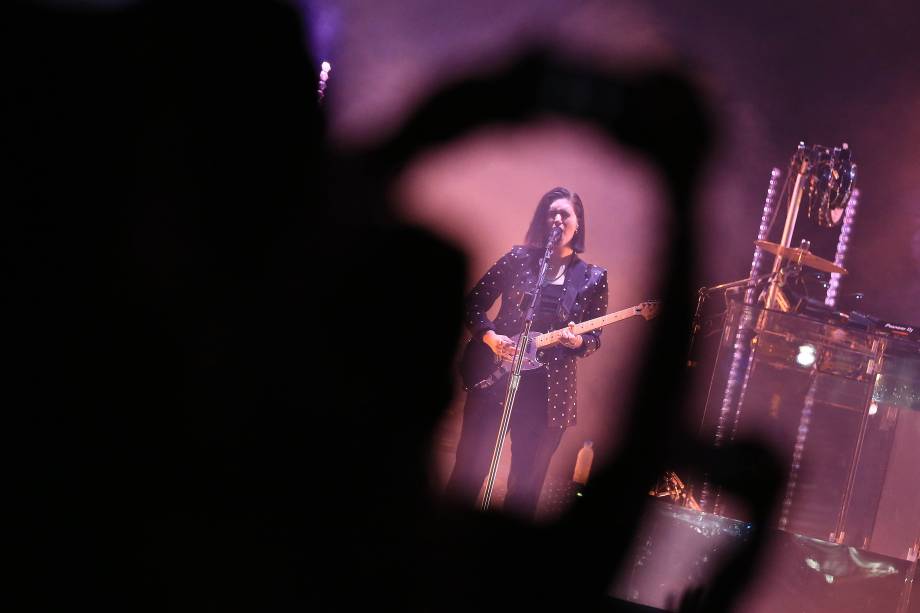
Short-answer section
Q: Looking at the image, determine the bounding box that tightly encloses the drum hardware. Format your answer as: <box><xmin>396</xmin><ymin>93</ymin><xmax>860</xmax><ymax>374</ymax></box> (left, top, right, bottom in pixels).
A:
<box><xmin>801</xmin><ymin>143</ymin><xmax>856</xmax><ymax>228</ymax></box>
<box><xmin>763</xmin><ymin>142</ymin><xmax>856</xmax><ymax>310</ymax></box>
<box><xmin>696</xmin><ymin>141</ymin><xmax>860</xmax><ymax>516</ymax></box>
<box><xmin>754</xmin><ymin>239</ymin><xmax>848</xmax><ymax>275</ymax></box>
<box><xmin>687</xmin><ymin>270</ymin><xmax>782</xmax><ymax>367</ymax></box>
<box><xmin>750</xmin><ymin>328</ymin><xmax>875</xmax><ymax>380</ymax></box>
<box><xmin>751</xmin><ymin>239</ymin><xmax>847</xmax><ymax>318</ymax></box>
<box><xmin>649</xmin><ymin>471</ymin><xmax>702</xmax><ymax>511</ymax></box>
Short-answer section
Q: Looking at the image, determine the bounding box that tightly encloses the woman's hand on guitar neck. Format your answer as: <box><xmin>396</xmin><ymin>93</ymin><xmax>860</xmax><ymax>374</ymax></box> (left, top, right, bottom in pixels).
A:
<box><xmin>483</xmin><ymin>330</ymin><xmax>516</xmax><ymax>360</ymax></box>
<box><xmin>559</xmin><ymin>321</ymin><xmax>584</xmax><ymax>349</ymax></box>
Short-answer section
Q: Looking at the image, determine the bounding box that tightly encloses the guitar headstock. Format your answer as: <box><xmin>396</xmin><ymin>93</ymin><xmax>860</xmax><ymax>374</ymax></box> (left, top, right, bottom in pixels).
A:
<box><xmin>638</xmin><ymin>300</ymin><xmax>661</xmax><ymax>321</ymax></box>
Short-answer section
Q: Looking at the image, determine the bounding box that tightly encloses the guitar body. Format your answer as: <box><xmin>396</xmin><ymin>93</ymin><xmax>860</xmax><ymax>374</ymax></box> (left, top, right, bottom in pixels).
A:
<box><xmin>457</xmin><ymin>301</ymin><xmax>659</xmax><ymax>392</ymax></box>
<box><xmin>458</xmin><ymin>333</ymin><xmax>543</xmax><ymax>391</ymax></box>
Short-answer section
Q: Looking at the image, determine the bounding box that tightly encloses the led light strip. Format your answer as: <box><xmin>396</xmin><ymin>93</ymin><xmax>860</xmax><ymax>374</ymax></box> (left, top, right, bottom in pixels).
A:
<box><xmin>778</xmin><ymin>375</ymin><xmax>817</xmax><ymax>531</ymax></box>
<box><xmin>824</xmin><ymin>188</ymin><xmax>860</xmax><ymax>308</ymax></box>
<box><xmin>701</xmin><ymin>168</ymin><xmax>780</xmax><ymax>512</ymax></box>
<box><xmin>746</xmin><ymin>168</ymin><xmax>782</xmax><ymax>303</ymax></box>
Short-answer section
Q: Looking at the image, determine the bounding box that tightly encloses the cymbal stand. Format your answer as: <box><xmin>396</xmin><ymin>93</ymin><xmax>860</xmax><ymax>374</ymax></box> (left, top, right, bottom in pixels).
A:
<box><xmin>765</xmin><ymin>145</ymin><xmax>810</xmax><ymax>309</ymax></box>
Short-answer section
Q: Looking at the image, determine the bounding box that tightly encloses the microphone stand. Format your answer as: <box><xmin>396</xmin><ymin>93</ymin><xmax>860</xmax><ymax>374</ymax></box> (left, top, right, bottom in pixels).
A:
<box><xmin>480</xmin><ymin>227</ymin><xmax>561</xmax><ymax>511</ymax></box>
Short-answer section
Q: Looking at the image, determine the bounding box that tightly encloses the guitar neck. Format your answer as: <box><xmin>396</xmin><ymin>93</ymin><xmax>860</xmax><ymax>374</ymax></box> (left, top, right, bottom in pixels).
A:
<box><xmin>535</xmin><ymin>304</ymin><xmax>645</xmax><ymax>349</ymax></box>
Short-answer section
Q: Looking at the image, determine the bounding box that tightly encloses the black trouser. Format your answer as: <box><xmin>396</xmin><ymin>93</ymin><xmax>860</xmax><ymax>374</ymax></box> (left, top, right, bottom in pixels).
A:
<box><xmin>445</xmin><ymin>369</ymin><xmax>565</xmax><ymax>520</ymax></box>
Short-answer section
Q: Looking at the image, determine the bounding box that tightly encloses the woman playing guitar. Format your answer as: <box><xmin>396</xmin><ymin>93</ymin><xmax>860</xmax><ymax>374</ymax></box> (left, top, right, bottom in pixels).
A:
<box><xmin>445</xmin><ymin>187</ymin><xmax>609</xmax><ymax>519</ymax></box>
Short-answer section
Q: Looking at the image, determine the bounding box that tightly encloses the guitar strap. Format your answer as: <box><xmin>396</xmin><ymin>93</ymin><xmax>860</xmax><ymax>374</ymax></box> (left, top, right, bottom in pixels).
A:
<box><xmin>557</xmin><ymin>258</ymin><xmax>590</xmax><ymax>322</ymax></box>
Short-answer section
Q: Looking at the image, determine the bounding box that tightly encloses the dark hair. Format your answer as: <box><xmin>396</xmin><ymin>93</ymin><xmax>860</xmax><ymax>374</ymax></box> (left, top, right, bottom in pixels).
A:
<box><xmin>524</xmin><ymin>187</ymin><xmax>586</xmax><ymax>253</ymax></box>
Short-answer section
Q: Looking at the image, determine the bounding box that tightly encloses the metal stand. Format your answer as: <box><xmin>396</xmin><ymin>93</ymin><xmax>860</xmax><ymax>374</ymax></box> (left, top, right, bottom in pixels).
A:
<box><xmin>831</xmin><ymin>338</ymin><xmax>887</xmax><ymax>544</ymax></box>
<box><xmin>686</xmin><ymin>271</ymin><xmax>778</xmax><ymax>511</ymax></box>
<box><xmin>687</xmin><ymin>270</ymin><xmax>778</xmax><ymax>369</ymax></box>
<box><xmin>765</xmin><ymin>146</ymin><xmax>810</xmax><ymax>309</ymax></box>
<box><xmin>480</xmin><ymin>230</ymin><xmax>560</xmax><ymax>511</ymax></box>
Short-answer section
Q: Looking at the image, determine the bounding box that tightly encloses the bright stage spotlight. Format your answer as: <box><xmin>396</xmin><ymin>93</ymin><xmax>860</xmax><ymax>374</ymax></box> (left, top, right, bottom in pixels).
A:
<box><xmin>795</xmin><ymin>344</ymin><xmax>817</xmax><ymax>367</ymax></box>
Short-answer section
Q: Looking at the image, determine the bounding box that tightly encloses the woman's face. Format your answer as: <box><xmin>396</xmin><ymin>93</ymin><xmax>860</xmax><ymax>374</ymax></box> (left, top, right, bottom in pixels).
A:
<box><xmin>547</xmin><ymin>198</ymin><xmax>578</xmax><ymax>248</ymax></box>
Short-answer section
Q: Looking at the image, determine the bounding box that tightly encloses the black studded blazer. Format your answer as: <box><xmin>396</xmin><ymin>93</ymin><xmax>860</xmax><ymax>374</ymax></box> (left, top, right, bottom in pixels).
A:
<box><xmin>464</xmin><ymin>245</ymin><xmax>609</xmax><ymax>428</ymax></box>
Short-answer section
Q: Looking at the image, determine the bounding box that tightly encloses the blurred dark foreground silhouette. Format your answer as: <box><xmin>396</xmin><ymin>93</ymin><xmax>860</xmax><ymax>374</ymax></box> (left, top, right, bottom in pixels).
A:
<box><xmin>5</xmin><ymin>2</ymin><xmax>783</xmax><ymax>611</ymax></box>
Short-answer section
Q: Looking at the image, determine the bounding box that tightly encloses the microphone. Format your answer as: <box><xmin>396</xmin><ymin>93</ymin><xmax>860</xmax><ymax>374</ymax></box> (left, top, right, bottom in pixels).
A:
<box><xmin>547</xmin><ymin>225</ymin><xmax>563</xmax><ymax>248</ymax></box>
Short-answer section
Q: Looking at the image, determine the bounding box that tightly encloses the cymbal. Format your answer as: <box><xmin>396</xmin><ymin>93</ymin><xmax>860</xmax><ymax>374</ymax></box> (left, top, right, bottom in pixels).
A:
<box><xmin>754</xmin><ymin>240</ymin><xmax>848</xmax><ymax>275</ymax></box>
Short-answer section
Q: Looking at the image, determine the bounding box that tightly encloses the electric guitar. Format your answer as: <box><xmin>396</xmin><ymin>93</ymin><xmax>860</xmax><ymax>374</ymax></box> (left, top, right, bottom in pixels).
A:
<box><xmin>459</xmin><ymin>301</ymin><xmax>660</xmax><ymax>391</ymax></box>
